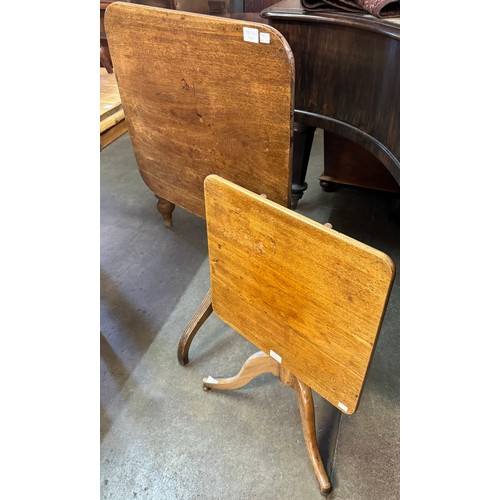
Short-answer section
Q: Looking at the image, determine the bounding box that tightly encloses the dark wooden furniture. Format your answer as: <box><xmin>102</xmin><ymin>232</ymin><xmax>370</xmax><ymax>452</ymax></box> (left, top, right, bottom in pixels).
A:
<box><xmin>261</xmin><ymin>0</ymin><xmax>400</xmax><ymax>199</ymax></box>
<box><xmin>244</xmin><ymin>0</ymin><xmax>278</xmax><ymax>12</ymax></box>
<box><xmin>322</xmin><ymin>131</ymin><xmax>399</xmax><ymax>192</ymax></box>
<box><xmin>100</xmin><ymin>44</ymin><xmax>114</xmax><ymax>73</ymax></box>
<box><xmin>100</xmin><ymin>2</ymin><xmax>114</xmax><ymax>70</ymax></box>
<box><xmin>202</xmin><ymin>174</ymin><xmax>395</xmax><ymax>495</ymax></box>
<box><xmin>100</xmin><ymin>1</ymin><xmax>175</xmax><ymax>71</ymax></box>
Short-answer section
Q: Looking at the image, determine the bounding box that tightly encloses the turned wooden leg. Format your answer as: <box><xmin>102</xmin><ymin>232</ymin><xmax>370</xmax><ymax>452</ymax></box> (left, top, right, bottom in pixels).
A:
<box><xmin>177</xmin><ymin>289</ymin><xmax>213</xmax><ymax>366</ymax></box>
<box><xmin>292</xmin><ymin>378</ymin><xmax>332</xmax><ymax>496</ymax></box>
<box><xmin>291</xmin><ymin>123</ymin><xmax>316</xmax><ymax>209</ymax></box>
<box><xmin>156</xmin><ymin>196</ymin><xmax>175</xmax><ymax>228</ymax></box>
<box><xmin>202</xmin><ymin>351</ymin><xmax>279</xmax><ymax>390</ymax></box>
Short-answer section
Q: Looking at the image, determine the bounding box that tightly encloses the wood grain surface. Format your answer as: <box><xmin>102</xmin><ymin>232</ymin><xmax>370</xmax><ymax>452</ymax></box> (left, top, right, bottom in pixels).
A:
<box><xmin>100</xmin><ymin>68</ymin><xmax>127</xmax><ymax>148</ymax></box>
<box><xmin>100</xmin><ymin>67</ymin><xmax>123</xmax><ymax>131</ymax></box>
<box><xmin>205</xmin><ymin>175</ymin><xmax>395</xmax><ymax>414</ymax></box>
<box><xmin>105</xmin><ymin>3</ymin><xmax>295</xmax><ymax>218</ymax></box>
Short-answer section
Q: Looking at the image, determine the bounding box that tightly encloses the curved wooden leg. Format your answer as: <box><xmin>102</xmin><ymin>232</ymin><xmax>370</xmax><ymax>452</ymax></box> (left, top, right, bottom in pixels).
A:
<box><xmin>177</xmin><ymin>289</ymin><xmax>213</xmax><ymax>366</ymax></box>
<box><xmin>203</xmin><ymin>351</ymin><xmax>279</xmax><ymax>391</ymax></box>
<box><xmin>203</xmin><ymin>356</ymin><xmax>332</xmax><ymax>494</ymax></box>
<box><xmin>156</xmin><ymin>196</ymin><xmax>175</xmax><ymax>228</ymax></box>
<box><xmin>293</xmin><ymin>378</ymin><xmax>332</xmax><ymax>497</ymax></box>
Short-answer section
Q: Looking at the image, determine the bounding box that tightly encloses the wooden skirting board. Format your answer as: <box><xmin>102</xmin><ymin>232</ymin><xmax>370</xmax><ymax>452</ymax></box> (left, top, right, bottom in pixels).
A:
<box><xmin>100</xmin><ymin>68</ymin><xmax>127</xmax><ymax>150</ymax></box>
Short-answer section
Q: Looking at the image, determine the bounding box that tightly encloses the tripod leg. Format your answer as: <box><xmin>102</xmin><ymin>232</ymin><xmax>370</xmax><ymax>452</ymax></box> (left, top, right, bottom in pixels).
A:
<box><xmin>177</xmin><ymin>289</ymin><xmax>213</xmax><ymax>366</ymax></box>
<box><xmin>203</xmin><ymin>351</ymin><xmax>279</xmax><ymax>391</ymax></box>
<box><xmin>293</xmin><ymin>378</ymin><xmax>332</xmax><ymax>496</ymax></box>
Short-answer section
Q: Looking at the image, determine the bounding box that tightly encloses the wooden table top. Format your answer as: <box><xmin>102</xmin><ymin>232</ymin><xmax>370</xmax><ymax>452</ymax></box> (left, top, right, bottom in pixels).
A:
<box><xmin>205</xmin><ymin>175</ymin><xmax>395</xmax><ymax>414</ymax></box>
<box><xmin>105</xmin><ymin>4</ymin><xmax>295</xmax><ymax>218</ymax></box>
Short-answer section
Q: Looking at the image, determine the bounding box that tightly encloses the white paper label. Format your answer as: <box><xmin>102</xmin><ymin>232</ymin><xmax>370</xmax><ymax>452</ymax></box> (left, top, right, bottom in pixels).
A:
<box><xmin>259</xmin><ymin>32</ymin><xmax>271</xmax><ymax>44</ymax></box>
<box><xmin>269</xmin><ymin>350</ymin><xmax>282</xmax><ymax>363</ymax></box>
<box><xmin>243</xmin><ymin>27</ymin><xmax>259</xmax><ymax>44</ymax></box>
<box><xmin>338</xmin><ymin>402</ymin><xmax>348</xmax><ymax>412</ymax></box>
<box><xmin>205</xmin><ymin>375</ymin><xmax>219</xmax><ymax>384</ymax></box>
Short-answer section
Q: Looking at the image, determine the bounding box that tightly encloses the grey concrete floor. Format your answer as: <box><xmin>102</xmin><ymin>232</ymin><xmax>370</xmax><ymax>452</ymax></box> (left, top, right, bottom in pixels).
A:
<box><xmin>100</xmin><ymin>130</ymin><xmax>400</xmax><ymax>499</ymax></box>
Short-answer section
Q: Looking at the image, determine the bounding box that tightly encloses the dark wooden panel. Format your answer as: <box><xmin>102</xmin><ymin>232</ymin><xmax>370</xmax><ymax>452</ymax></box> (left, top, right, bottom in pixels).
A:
<box><xmin>262</xmin><ymin>0</ymin><xmax>399</xmax><ymax>183</ymax></box>
<box><xmin>245</xmin><ymin>0</ymin><xmax>280</xmax><ymax>12</ymax></box>
<box><xmin>322</xmin><ymin>132</ymin><xmax>399</xmax><ymax>192</ymax></box>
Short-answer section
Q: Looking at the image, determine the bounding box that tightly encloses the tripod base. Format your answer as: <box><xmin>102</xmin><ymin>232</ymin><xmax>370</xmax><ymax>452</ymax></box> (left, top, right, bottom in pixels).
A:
<box><xmin>203</xmin><ymin>351</ymin><xmax>332</xmax><ymax>496</ymax></box>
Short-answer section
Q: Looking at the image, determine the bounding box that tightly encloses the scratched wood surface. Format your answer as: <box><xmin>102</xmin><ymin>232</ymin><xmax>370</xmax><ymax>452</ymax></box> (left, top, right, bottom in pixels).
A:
<box><xmin>205</xmin><ymin>175</ymin><xmax>395</xmax><ymax>414</ymax></box>
<box><xmin>105</xmin><ymin>3</ymin><xmax>294</xmax><ymax>218</ymax></box>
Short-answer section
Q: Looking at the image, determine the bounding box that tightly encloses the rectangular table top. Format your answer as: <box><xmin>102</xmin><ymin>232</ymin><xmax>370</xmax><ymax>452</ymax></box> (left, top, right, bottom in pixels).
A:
<box><xmin>105</xmin><ymin>4</ymin><xmax>295</xmax><ymax>218</ymax></box>
<box><xmin>205</xmin><ymin>175</ymin><xmax>395</xmax><ymax>413</ymax></box>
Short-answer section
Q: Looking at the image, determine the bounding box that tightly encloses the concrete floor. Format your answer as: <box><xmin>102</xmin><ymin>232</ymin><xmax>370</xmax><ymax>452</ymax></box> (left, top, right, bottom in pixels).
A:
<box><xmin>100</xmin><ymin>130</ymin><xmax>400</xmax><ymax>499</ymax></box>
